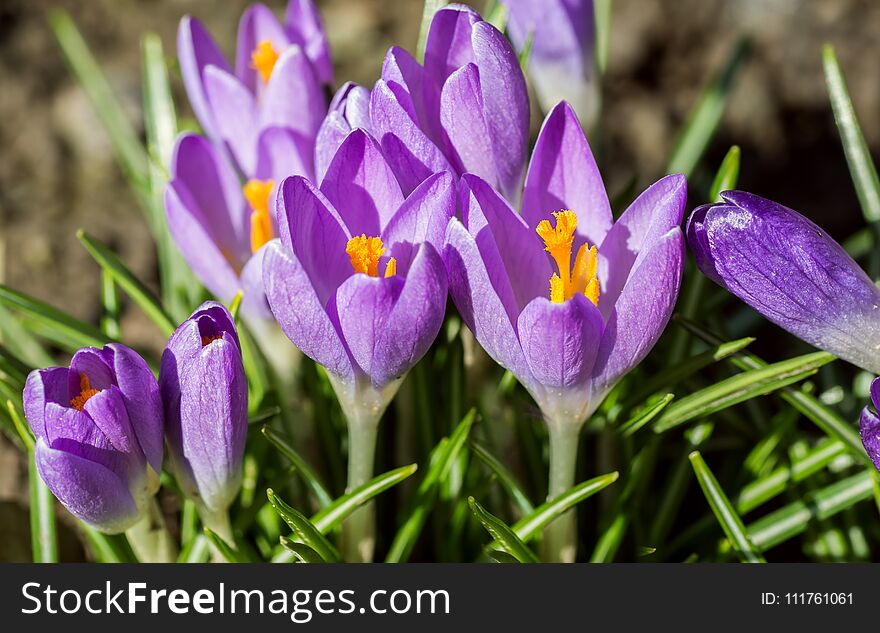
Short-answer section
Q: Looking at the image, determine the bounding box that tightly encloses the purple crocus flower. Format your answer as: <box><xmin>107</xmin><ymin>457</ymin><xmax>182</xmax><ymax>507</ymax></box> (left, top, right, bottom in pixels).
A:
<box><xmin>23</xmin><ymin>345</ymin><xmax>163</xmax><ymax>533</ymax></box>
<box><xmin>178</xmin><ymin>0</ymin><xmax>330</xmax><ymax>176</ymax></box>
<box><xmin>860</xmin><ymin>378</ymin><xmax>880</xmax><ymax>472</ymax></box>
<box><xmin>687</xmin><ymin>191</ymin><xmax>880</xmax><ymax>374</ymax></box>
<box><xmin>160</xmin><ymin>302</ymin><xmax>248</xmax><ymax>527</ymax></box>
<box><xmin>503</xmin><ymin>0</ymin><xmax>600</xmax><ymax>128</ymax></box>
<box><xmin>316</xmin><ymin>5</ymin><xmax>529</xmax><ymax>200</ymax></box>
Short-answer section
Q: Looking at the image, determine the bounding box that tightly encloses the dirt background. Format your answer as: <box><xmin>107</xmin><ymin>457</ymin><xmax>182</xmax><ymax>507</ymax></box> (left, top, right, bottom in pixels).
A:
<box><xmin>1</xmin><ymin>0</ymin><xmax>879</xmax><ymax>559</ymax></box>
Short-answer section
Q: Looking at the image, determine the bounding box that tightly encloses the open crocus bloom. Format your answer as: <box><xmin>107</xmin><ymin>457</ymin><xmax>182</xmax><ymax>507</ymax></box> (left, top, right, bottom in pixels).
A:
<box><xmin>445</xmin><ymin>101</ymin><xmax>687</xmax><ymax>428</ymax></box>
<box><xmin>316</xmin><ymin>4</ymin><xmax>528</xmax><ymax>200</ymax></box>
<box><xmin>23</xmin><ymin>345</ymin><xmax>164</xmax><ymax>533</ymax></box>
<box><xmin>503</xmin><ymin>0</ymin><xmax>600</xmax><ymax>128</ymax></box>
<box><xmin>178</xmin><ymin>0</ymin><xmax>330</xmax><ymax>175</ymax></box>
<box><xmin>688</xmin><ymin>191</ymin><xmax>880</xmax><ymax>374</ymax></box>
<box><xmin>263</xmin><ymin>129</ymin><xmax>453</xmax><ymax>418</ymax></box>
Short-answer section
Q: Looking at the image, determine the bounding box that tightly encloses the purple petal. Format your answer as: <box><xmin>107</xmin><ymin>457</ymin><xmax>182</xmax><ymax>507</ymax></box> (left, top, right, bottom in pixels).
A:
<box><xmin>860</xmin><ymin>404</ymin><xmax>880</xmax><ymax>473</ymax></box>
<box><xmin>439</xmin><ymin>63</ymin><xmax>495</xmax><ymax>183</ymax></box>
<box><xmin>320</xmin><ymin>129</ymin><xmax>404</xmax><ymax>236</ymax></box>
<box><xmin>598</xmin><ymin>174</ymin><xmax>687</xmax><ymax>318</ymax></box>
<box><xmin>235</xmin><ymin>2</ymin><xmax>289</xmax><ymax>93</ymax></box>
<box><xmin>43</xmin><ymin>403</ymin><xmax>128</xmax><ymax>478</ymax></box>
<box><xmin>370</xmin><ymin>79</ymin><xmax>453</xmax><ymax>196</ymax></box>
<box><xmin>255</xmin><ymin>125</ymin><xmax>314</xmax><ymax>183</ymax></box>
<box><xmin>522</xmin><ymin>101</ymin><xmax>611</xmax><ymax>246</ymax></box>
<box><xmin>688</xmin><ymin>191</ymin><xmax>880</xmax><ymax>374</ymax></box>
<box><xmin>382</xmin><ymin>46</ymin><xmax>444</xmax><ymax>146</ymax></box>
<box><xmin>68</xmin><ymin>347</ymin><xmax>114</xmax><ymax>395</ymax></box>
<box><xmin>35</xmin><ymin>438</ymin><xmax>139</xmax><ymax>533</ymax></box>
<box><xmin>462</xmin><ymin>174</ymin><xmax>551</xmax><ymax>312</ymax></box>
<box><xmin>275</xmin><ymin>176</ymin><xmax>351</xmax><ymax>304</ymax></box>
<box><xmin>102</xmin><ymin>344</ymin><xmax>164</xmax><ymax>473</ymax></box>
<box><xmin>316</xmin><ymin>112</ymin><xmax>354</xmax><ymax>185</ymax></box>
<box><xmin>284</xmin><ymin>0</ymin><xmax>333</xmax><ymax>85</ymax></box>
<box><xmin>177</xmin><ymin>16</ymin><xmax>231</xmax><ymax>139</ymax></box>
<box><xmin>23</xmin><ymin>367</ymin><xmax>69</xmax><ymax>441</ymax></box>
<box><xmin>444</xmin><ymin>218</ymin><xmax>532</xmax><ymax>383</ymax></box>
<box><xmin>382</xmin><ymin>171</ymin><xmax>456</xmax><ymax>274</ymax></box>
<box><xmin>872</xmin><ymin>376</ymin><xmax>880</xmax><ymax>412</ymax></box>
<box><xmin>260</xmin><ymin>45</ymin><xmax>326</xmax><ymax>144</ymax></box>
<box><xmin>263</xmin><ymin>240</ymin><xmax>354</xmax><ymax>381</ymax></box>
<box><xmin>372</xmin><ymin>243</ymin><xmax>448</xmax><ymax>388</ymax></box>
<box><xmin>203</xmin><ymin>65</ymin><xmax>258</xmax><ymax>174</ymax></box>
<box><xmin>470</xmin><ymin>20</ymin><xmax>530</xmax><ymax>201</ymax></box>
<box><xmin>423</xmin><ymin>5</ymin><xmax>481</xmax><ymax>86</ymax></box>
<box><xmin>238</xmin><ymin>244</ymin><xmax>273</xmax><ymax>320</ymax></box>
<box><xmin>81</xmin><ymin>386</ymin><xmax>142</xmax><ymax>471</ymax></box>
<box><xmin>592</xmin><ymin>229</ymin><xmax>684</xmax><ymax>395</ymax></box>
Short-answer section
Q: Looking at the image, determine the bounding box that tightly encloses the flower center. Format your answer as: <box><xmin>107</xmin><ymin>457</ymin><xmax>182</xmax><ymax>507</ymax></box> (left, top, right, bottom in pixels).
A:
<box><xmin>70</xmin><ymin>373</ymin><xmax>100</xmax><ymax>411</ymax></box>
<box><xmin>201</xmin><ymin>334</ymin><xmax>223</xmax><ymax>346</ymax></box>
<box><xmin>536</xmin><ymin>210</ymin><xmax>600</xmax><ymax>305</ymax></box>
<box><xmin>345</xmin><ymin>235</ymin><xmax>396</xmax><ymax>277</ymax></box>
<box><xmin>243</xmin><ymin>179</ymin><xmax>275</xmax><ymax>254</ymax></box>
<box><xmin>250</xmin><ymin>40</ymin><xmax>280</xmax><ymax>84</ymax></box>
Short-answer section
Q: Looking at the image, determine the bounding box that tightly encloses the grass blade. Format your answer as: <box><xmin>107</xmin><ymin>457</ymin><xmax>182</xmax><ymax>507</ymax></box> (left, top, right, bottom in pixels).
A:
<box><xmin>80</xmin><ymin>525</ymin><xmax>137</xmax><ymax>563</ymax></box>
<box><xmin>620</xmin><ymin>394</ymin><xmax>675</xmax><ymax>436</ymax></box>
<box><xmin>653</xmin><ymin>351</ymin><xmax>836</xmax><ymax>433</ymax></box>
<box><xmin>279</xmin><ymin>537</ymin><xmax>326</xmax><ymax>563</ymax></box>
<box><xmin>311</xmin><ymin>464</ymin><xmax>418</xmax><ymax>533</ymax></box>
<box><xmin>0</xmin><ymin>303</ymin><xmax>54</xmax><ymax>368</ymax></box>
<box><xmin>417</xmin><ymin>0</ymin><xmax>448</xmax><ymax>63</ymax></box>
<box><xmin>204</xmin><ymin>527</ymin><xmax>246</xmax><ymax>563</ymax></box>
<box><xmin>99</xmin><ymin>270</ymin><xmax>121</xmax><ymax>339</ymax></box>
<box><xmin>468</xmin><ymin>497</ymin><xmax>539</xmax><ymax>563</ymax></box>
<box><xmin>471</xmin><ymin>442</ymin><xmax>534</xmax><ymax>516</ymax></box>
<box><xmin>689</xmin><ymin>451</ymin><xmax>765</xmax><ymax>563</ymax></box>
<box><xmin>179</xmin><ymin>535</ymin><xmax>210</xmax><ymax>563</ymax></box>
<box><xmin>28</xmin><ymin>453</ymin><xmax>58</xmax><ymax>562</ymax></box>
<box><xmin>0</xmin><ymin>285</ymin><xmax>110</xmax><ymax>349</ymax></box>
<box><xmin>267</xmin><ymin>488</ymin><xmax>340</xmax><ymax>562</ymax></box>
<box><xmin>261</xmin><ymin>426</ymin><xmax>333</xmax><ymax>509</ymax></box>
<box><xmin>594</xmin><ymin>0</ymin><xmax>612</xmax><ymax>75</ymax></box>
<box><xmin>708</xmin><ymin>145</ymin><xmax>741</xmax><ymax>201</ymax></box>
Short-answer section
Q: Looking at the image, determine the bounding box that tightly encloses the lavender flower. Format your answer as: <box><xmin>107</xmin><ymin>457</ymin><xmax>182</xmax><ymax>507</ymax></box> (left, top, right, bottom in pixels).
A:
<box><xmin>860</xmin><ymin>378</ymin><xmax>880</xmax><ymax>472</ymax></box>
<box><xmin>503</xmin><ymin>0</ymin><xmax>600</xmax><ymax>128</ymax></box>
<box><xmin>315</xmin><ymin>4</ymin><xmax>529</xmax><ymax>200</ymax></box>
<box><xmin>687</xmin><ymin>191</ymin><xmax>880</xmax><ymax>374</ymax></box>
<box><xmin>23</xmin><ymin>345</ymin><xmax>163</xmax><ymax>533</ymax></box>
<box><xmin>178</xmin><ymin>0</ymin><xmax>330</xmax><ymax>176</ymax></box>
<box><xmin>160</xmin><ymin>302</ymin><xmax>248</xmax><ymax>532</ymax></box>
<box><xmin>444</xmin><ymin>101</ymin><xmax>685</xmax><ymax>560</ymax></box>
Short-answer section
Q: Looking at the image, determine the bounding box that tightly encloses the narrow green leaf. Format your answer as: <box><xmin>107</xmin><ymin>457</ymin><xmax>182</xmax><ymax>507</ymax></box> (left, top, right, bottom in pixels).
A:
<box><xmin>417</xmin><ymin>0</ymin><xmax>448</xmax><ymax>63</ymax></box>
<box><xmin>8</xmin><ymin>400</ymin><xmax>34</xmax><ymax>451</ymax></box>
<box><xmin>512</xmin><ymin>471</ymin><xmax>619</xmax><ymax>542</ymax></box>
<box><xmin>653</xmin><ymin>351</ymin><xmax>835</xmax><ymax>433</ymax></box>
<box><xmin>80</xmin><ymin>525</ymin><xmax>136</xmax><ymax>563</ymax></box>
<box><xmin>279</xmin><ymin>537</ymin><xmax>325</xmax><ymax>563</ymax></box>
<box><xmin>99</xmin><ymin>270</ymin><xmax>121</xmax><ymax>339</ymax></box>
<box><xmin>590</xmin><ymin>514</ymin><xmax>628</xmax><ymax>563</ymax></box>
<box><xmin>0</xmin><ymin>303</ymin><xmax>54</xmax><ymax>368</ymax></box>
<box><xmin>267</xmin><ymin>489</ymin><xmax>340</xmax><ymax>562</ymax></box>
<box><xmin>689</xmin><ymin>451</ymin><xmax>765</xmax><ymax>563</ymax></box>
<box><xmin>667</xmin><ymin>39</ymin><xmax>748</xmax><ymax>177</ymax></box>
<box><xmin>0</xmin><ymin>285</ymin><xmax>110</xmax><ymax>349</ymax></box>
<box><xmin>311</xmin><ymin>464</ymin><xmax>417</xmax><ymax>533</ymax></box>
<box><xmin>746</xmin><ymin>470</ymin><xmax>874</xmax><ymax>551</ymax></box>
<box><xmin>204</xmin><ymin>527</ymin><xmax>246</xmax><ymax>563</ymax></box>
<box><xmin>0</xmin><ymin>345</ymin><xmax>31</xmax><ymax>388</ymax></box>
<box><xmin>228</xmin><ymin>290</ymin><xmax>244</xmax><ymax>323</ymax></box>
<box><xmin>468</xmin><ymin>497</ymin><xmax>539</xmax><ymax>563</ymax></box>
<box><xmin>471</xmin><ymin>442</ymin><xmax>534</xmax><ymax>516</ymax></box>
<box><xmin>620</xmin><ymin>394</ymin><xmax>675</xmax><ymax>436</ymax></box>
<box><xmin>483</xmin><ymin>0</ymin><xmax>508</xmax><ymax>31</ymax></box>
<box><xmin>261</xmin><ymin>426</ymin><xmax>333</xmax><ymax>508</ymax></box>
<box><xmin>77</xmin><ymin>230</ymin><xmax>176</xmax><ymax>337</ymax></box>
<box><xmin>178</xmin><ymin>534</ymin><xmax>211</xmax><ymax>563</ymax></box>
<box><xmin>486</xmin><ymin>550</ymin><xmax>520</xmax><ymax>564</ymax></box>
<box><xmin>28</xmin><ymin>453</ymin><xmax>58</xmax><ymax>563</ymax></box>
<box><xmin>708</xmin><ymin>145</ymin><xmax>741</xmax><ymax>201</ymax></box>
<box><xmin>385</xmin><ymin>408</ymin><xmax>476</xmax><ymax>562</ymax></box>
<box><xmin>594</xmin><ymin>0</ymin><xmax>612</xmax><ymax>75</ymax></box>
<box><xmin>823</xmin><ymin>44</ymin><xmax>880</xmax><ymax>223</ymax></box>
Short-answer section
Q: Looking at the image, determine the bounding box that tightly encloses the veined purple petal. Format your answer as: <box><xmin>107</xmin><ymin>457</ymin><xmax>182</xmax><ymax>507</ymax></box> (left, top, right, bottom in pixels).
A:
<box><xmin>598</xmin><ymin>173</ymin><xmax>687</xmax><ymax>319</ymax></box>
<box><xmin>255</xmin><ymin>125</ymin><xmax>314</xmax><ymax>184</ymax></box>
<box><xmin>860</xmin><ymin>397</ymin><xmax>880</xmax><ymax>473</ymax></box>
<box><xmin>284</xmin><ymin>0</ymin><xmax>333</xmax><ymax>85</ymax></box>
<box><xmin>382</xmin><ymin>46</ymin><xmax>444</xmax><ymax>147</ymax></box>
<box><xmin>203</xmin><ymin>65</ymin><xmax>258</xmax><ymax>174</ymax></box>
<box><xmin>382</xmin><ymin>171</ymin><xmax>456</xmax><ymax>274</ymax></box>
<box><xmin>440</xmin><ymin>64</ymin><xmax>495</xmax><ymax>183</ymax></box>
<box><xmin>43</xmin><ymin>403</ymin><xmax>128</xmax><ymax>479</ymax></box>
<box><xmin>23</xmin><ymin>367</ymin><xmax>68</xmax><ymax>441</ymax></box>
<box><xmin>238</xmin><ymin>243</ymin><xmax>273</xmax><ymax>320</ymax></box>
<box><xmin>320</xmin><ymin>129</ymin><xmax>404</xmax><ymax>236</ymax></box>
<box><xmin>688</xmin><ymin>191</ymin><xmax>880</xmax><ymax>374</ymax></box>
<box><xmin>372</xmin><ymin>243</ymin><xmax>448</xmax><ymax>388</ymax></box>
<box><xmin>444</xmin><ymin>218</ymin><xmax>532</xmax><ymax>383</ymax></box>
<box><xmin>260</xmin><ymin>45</ymin><xmax>326</xmax><ymax>144</ymax></box>
<box><xmin>592</xmin><ymin>228</ymin><xmax>684</xmax><ymax>395</ymax></box>
<box><xmin>68</xmin><ymin>347</ymin><xmax>114</xmax><ymax>395</ymax></box>
<box><xmin>275</xmin><ymin>176</ymin><xmax>351</xmax><ymax>305</ymax></box>
<box><xmin>522</xmin><ymin>101</ymin><xmax>611</xmax><ymax>247</ymax></box>
<box><xmin>177</xmin><ymin>16</ymin><xmax>232</xmax><ymax>139</ymax></box>
<box><xmin>423</xmin><ymin>4</ymin><xmax>481</xmax><ymax>87</ymax></box>
<box><xmin>35</xmin><ymin>438</ymin><xmax>140</xmax><ymax>533</ymax></box>
<box><xmin>470</xmin><ymin>20</ymin><xmax>530</xmax><ymax>202</ymax></box>
<box><xmin>315</xmin><ymin>83</ymin><xmax>373</xmax><ymax>182</ymax></box>
<box><xmin>462</xmin><ymin>174</ymin><xmax>551</xmax><ymax>312</ymax></box>
<box><xmin>316</xmin><ymin>112</ymin><xmax>355</xmax><ymax>185</ymax></box>
<box><xmin>235</xmin><ymin>2</ymin><xmax>289</xmax><ymax>93</ymax></box>
<box><xmin>81</xmin><ymin>386</ymin><xmax>143</xmax><ymax>473</ymax></box>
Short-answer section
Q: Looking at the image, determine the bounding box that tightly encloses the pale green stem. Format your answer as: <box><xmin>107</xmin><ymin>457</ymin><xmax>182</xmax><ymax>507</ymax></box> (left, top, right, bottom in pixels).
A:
<box><xmin>342</xmin><ymin>415</ymin><xmax>380</xmax><ymax>563</ymax></box>
<box><xmin>125</xmin><ymin>496</ymin><xmax>178</xmax><ymax>563</ymax></box>
<box><xmin>199</xmin><ymin>506</ymin><xmax>234</xmax><ymax>563</ymax></box>
<box><xmin>542</xmin><ymin>421</ymin><xmax>583</xmax><ymax>563</ymax></box>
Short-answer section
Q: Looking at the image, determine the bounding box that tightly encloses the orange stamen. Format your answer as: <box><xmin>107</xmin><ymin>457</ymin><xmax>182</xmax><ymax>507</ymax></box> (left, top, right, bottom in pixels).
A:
<box><xmin>70</xmin><ymin>373</ymin><xmax>100</xmax><ymax>411</ymax></box>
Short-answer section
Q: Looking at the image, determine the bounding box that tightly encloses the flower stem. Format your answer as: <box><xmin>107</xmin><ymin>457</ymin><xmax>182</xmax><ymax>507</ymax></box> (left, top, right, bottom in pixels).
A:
<box><xmin>125</xmin><ymin>497</ymin><xmax>178</xmax><ymax>563</ymax></box>
<box><xmin>199</xmin><ymin>506</ymin><xmax>234</xmax><ymax>563</ymax></box>
<box><xmin>341</xmin><ymin>416</ymin><xmax>380</xmax><ymax>563</ymax></box>
<box><xmin>542</xmin><ymin>421</ymin><xmax>583</xmax><ymax>563</ymax></box>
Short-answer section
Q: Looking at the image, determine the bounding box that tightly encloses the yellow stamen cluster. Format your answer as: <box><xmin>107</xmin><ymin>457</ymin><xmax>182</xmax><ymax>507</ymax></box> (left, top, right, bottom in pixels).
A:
<box><xmin>70</xmin><ymin>373</ymin><xmax>100</xmax><ymax>411</ymax></box>
<box><xmin>243</xmin><ymin>179</ymin><xmax>275</xmax><ymax>254</ymax></box>
<box><xmin>536</xmin><ymin>210</ymin><xmax>600</xmax><ymax>305</ymax></box>
<box><xmin>250</xmin><ymin>40</ymin><xmax>280</xmax><ymax>84</ymax></box>
<box><xmin>346</xmin><ymin>235</ymin><xmax>396</xmax><ymax>278</ymax></box>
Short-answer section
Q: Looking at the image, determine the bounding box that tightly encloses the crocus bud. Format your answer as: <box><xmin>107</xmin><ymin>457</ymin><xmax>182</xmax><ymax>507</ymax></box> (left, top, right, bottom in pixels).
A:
<box><xmin>23</xmin><ymin>344</ymin><xmax>164</xmax><ymax>533</ymax></box>
<box><xmin>160</xmin><ymin>302</ymin><xmax>248</xmax><ymax>518</ymax></box>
